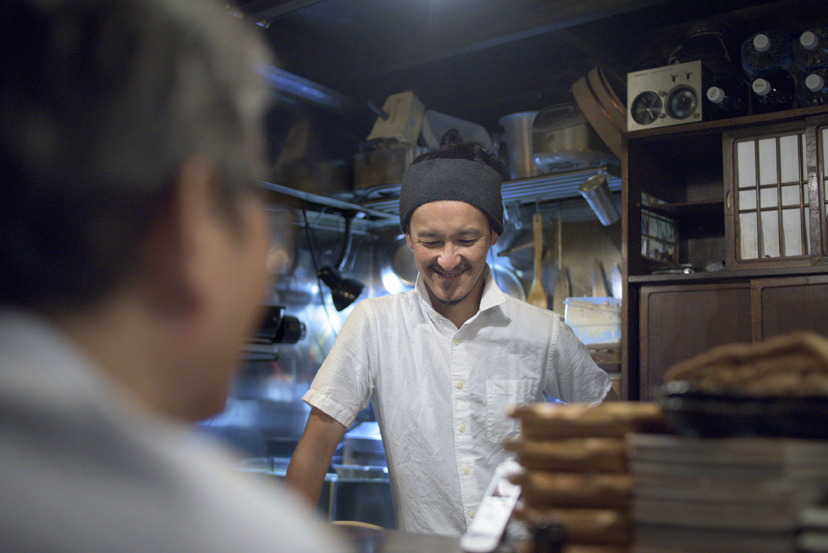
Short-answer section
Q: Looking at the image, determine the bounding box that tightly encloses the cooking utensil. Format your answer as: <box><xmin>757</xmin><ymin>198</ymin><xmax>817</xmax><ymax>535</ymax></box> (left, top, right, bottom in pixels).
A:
<box><xmin>496</xmin><ymin>239</ymin><xmax>533</xmax><ymax>258</ymax></box>
<box><xmin>541</xmin><ymin>248</ymin><xmax>554</xmax><ymax>308</ymax></box>
<box><xmin>497</xmin><ymin>227</ymin><xmax>546</xmax><ymax>272</ymax></box>
<box><xmin>553</xmin><ymin>267</ymin><xmax>571</xmax><ymax>316</ymax></box>
<box><xmin>552</xmin><ymin>216</ymin><xmax>568</xmax><ymax>315</ymax></box>
<box><xmin>527</xmin><ymin>212</ymin><xmax>547</xmax><ymax>309</ymax></box>
<box><xmin>610</xmin><ymin>263</ymin><xmax>623</xmax><ymax>299</ymax></box>
<box><xmin>592</xmin><ymin>260</ymin><xmax>609</xmax><ymax>297</ymax></box>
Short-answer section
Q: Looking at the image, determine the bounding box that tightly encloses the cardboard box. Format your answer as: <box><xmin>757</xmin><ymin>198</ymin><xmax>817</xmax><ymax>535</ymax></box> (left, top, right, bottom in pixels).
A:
<box><xmin>366</xmin><ymin>91</ymin><xmax>425</xmax><ymax>145</ymax></box>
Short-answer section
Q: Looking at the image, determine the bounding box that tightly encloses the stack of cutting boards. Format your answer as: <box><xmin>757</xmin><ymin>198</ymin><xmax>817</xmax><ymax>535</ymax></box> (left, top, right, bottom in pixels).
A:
<box><xmin>505</xmin><ymin>402</ymin><xmax>668</xmax><ymax>553</ymax></box>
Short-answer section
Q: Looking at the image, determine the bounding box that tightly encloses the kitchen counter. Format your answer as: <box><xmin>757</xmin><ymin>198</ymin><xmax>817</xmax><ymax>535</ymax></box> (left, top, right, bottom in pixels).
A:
<box><xmin>339</xmin><ymin>525</ymin><xmax>528</xmax><ymax>553</ymax></box>
<box><xmin>342</xmin><ymin>526</ymin><xmax>462</xmax><ymax>553</ymax></box>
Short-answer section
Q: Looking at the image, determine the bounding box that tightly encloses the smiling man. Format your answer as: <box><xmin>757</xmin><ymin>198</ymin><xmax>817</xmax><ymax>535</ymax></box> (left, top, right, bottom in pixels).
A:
<box><xmin>286</xmin><ymin>129</ymin><xmax>613</xmax><ymax>537</ymax></box>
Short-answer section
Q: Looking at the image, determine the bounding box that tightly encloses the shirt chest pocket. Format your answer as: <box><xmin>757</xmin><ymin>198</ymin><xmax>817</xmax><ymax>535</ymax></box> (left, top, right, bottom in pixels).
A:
<box><xmin>485</xmin><ymin>379</ymin><xmax>538</xmax><ymax>444</ymax></box>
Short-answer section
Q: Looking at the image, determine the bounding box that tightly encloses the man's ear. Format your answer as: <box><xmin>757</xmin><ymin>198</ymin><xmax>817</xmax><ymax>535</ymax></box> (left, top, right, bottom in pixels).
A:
<box><xmin>490</xmin><ymin>231</ymin><xmax>499</xmax><ymax>247</ymax></box>
<box><xmin>405</xmin><ymin>231</ymin><xmax>413</xmax><ymax>250</ymax></box>
<box><xmin>139</xmin><ymin>157</ymin><xmax>219</xmax><ymax>317</ymax></box>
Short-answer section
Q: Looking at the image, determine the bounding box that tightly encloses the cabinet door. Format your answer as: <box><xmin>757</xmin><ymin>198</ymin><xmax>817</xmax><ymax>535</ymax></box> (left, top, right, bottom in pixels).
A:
<box><xmin>639</xmin><ymin>283</ymin><xmax>752</xmax><ymax>400</ymax></box>
<box><xmin>724</xmin><ymin>121</ymin><xmax>812</xmax><ymax>269</ymax></box>
<box><xmin>752</xmin><ymin>275</ymin><xmax>828</xmax><ymax>341</ymax></box>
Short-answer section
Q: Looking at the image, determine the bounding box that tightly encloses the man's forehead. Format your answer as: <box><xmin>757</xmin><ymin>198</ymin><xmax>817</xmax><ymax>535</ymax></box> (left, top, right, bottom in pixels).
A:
<box><xmin>409</xmin><ymin>200</ymin><xmax>488</xmax><ymax>222</ymax></box>
<box><xmin>409</xmin><ymin>201</ymin><xmax>489</xmax><ymax>236</ymax></box>
<box><xmin>413</xmin><ymin>227</ymin><xmax>483</xmax><ymax>238</ymax></box>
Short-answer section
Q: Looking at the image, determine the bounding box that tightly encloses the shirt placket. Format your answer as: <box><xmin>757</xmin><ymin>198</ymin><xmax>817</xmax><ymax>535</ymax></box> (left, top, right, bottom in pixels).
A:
<box><xmin>448</xmin><ymin>322</ymin><xmax>477</xmax><ymax>528</ymax></box>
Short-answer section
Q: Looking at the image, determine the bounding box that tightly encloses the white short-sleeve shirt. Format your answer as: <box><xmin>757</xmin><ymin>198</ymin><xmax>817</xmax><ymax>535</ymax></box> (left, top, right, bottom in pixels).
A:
<box><xmin>304</xmin><ymin>266</ymin><xmax>611</xmax><ymax>536</ymax></box>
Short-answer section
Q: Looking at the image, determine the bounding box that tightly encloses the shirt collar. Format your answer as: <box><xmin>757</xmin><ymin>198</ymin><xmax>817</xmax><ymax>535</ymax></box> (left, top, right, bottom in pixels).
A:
<box><xmin>414</xmin><ymin>264</ymin><xmax>509</xmax><ymax>316</ymax></box>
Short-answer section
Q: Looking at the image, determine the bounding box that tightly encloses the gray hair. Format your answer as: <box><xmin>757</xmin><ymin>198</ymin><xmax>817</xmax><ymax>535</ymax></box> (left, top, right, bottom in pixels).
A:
<box><xmin>0</xmin><ymin>0</ymin><xmax>274</xmax><ymax>311</ymax></box>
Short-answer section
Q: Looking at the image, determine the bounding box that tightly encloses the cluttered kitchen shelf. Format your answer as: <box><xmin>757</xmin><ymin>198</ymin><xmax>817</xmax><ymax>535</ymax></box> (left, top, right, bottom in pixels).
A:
<box><xmin>353</xmin><ymin>165</ymin><xmax>621</xmax><ymax>218</ymax></box>
<box><xmin>264</xmin><ymin>165</ymin><xmax>621</xmax><ymax>227</ymax></box>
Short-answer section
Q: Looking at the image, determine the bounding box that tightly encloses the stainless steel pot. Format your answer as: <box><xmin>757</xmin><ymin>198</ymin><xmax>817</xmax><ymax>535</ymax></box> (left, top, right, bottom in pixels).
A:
<box><xmin>498</xmin><ymin>111</ymin><xmax>541</xmax><ymax>180</ymax></box>
<box><xmin>532</xmin><ymin>103</ymin><xmax>616</xmax><ymax>174</ymax></box>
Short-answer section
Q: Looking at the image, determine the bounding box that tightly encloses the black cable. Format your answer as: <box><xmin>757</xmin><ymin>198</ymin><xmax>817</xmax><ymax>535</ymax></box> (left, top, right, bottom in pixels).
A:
<box><xmin>302</xmin><ymin>206</ymin><xmax>338</xmax><ymax>337</ymax></box>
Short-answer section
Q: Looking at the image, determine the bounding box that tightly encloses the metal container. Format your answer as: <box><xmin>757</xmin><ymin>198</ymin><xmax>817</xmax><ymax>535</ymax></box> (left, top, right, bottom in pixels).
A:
<box><xmin>532</xmin><ymin>104</ymin><xmax>616</xmax><ymax>174</ymax></box>
<box><xmin>498</xmin><ymin>111</ymin><xmax>541</xmax><ymax>180</ymax></box>
<box><xmin>343</xmin><ymin>421</ymin><xmax>386</xmax><ymax>467</ymax></box>
<box><xmin>579</xmin><ymin>173</ymin><xmax>620</xmax><ymax>226</ymax></box>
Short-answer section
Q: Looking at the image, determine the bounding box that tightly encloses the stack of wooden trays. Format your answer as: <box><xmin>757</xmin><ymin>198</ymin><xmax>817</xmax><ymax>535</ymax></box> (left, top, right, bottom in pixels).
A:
<box><xmin>506</xmin><ymin>402</ymin><xmax>668</xmax><ymax>553</ymax></box>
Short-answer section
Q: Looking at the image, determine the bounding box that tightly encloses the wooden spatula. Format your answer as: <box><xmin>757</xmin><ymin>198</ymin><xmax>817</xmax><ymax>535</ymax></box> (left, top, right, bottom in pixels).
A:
<box><xmin>527</xmin><ymin>212</ymin><xmax>547</xmax><ymax>309</ymax></box>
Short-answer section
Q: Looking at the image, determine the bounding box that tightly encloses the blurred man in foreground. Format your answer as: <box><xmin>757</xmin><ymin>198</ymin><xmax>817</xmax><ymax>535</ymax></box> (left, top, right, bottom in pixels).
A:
<box><xmin>0</xmin><ymin>1</ymin><xmax>345</xmax><ymax>551</ymax></box>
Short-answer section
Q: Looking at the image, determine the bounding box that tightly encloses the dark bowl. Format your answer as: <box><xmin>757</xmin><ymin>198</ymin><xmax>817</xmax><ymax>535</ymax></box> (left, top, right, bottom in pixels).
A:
<box><xmin>656</xmin><ymin>380</ymin><xmax>828</xmax><ymax>440</ymax></box>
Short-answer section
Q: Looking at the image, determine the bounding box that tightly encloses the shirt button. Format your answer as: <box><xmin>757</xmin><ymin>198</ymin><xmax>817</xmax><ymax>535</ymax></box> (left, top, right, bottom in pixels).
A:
<box><xmin>470</xmin><ymin>510</ymin><xmax>476</xmax><ymax>519</ymax></box>
<box><xmin>456</xmin><ymin>381</ymin><xmax>464</xmax><ymax>389</ymax></box>
<box><xmin>459</xmin><ymin>424</ymin><xmax>466</xmax><ymax>433</ymax></box>
<box><xmin>453</xmin><ymin>338</ymin><xmax>460</xmax><ymax>346</ymax></box>
<box><xmin>462</xmin><ymin>467</ymin><xmax>470</xmax><ymax>475</ymax></box>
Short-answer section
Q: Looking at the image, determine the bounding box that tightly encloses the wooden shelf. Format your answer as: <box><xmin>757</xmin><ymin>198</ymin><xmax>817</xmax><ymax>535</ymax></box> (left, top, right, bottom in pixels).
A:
<box><xmin>627</xmin><ymin>104</ymin><xmax>828</xmax><ymax>140</ymax></box>
<box><xmin>628</xmin><ymin>262</ymin><xmax>828</xmax><ymax>285</ymax></box>
<box><xmin>647</xmin><ymin>199</ymin><xmax>725</xmax><ymax>239</ymax></box>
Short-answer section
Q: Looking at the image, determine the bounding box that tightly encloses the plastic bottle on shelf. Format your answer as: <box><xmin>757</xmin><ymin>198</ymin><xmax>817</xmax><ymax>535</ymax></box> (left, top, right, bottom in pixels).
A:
<box><xmin>704</xmin><ymin>75</ymin><xmax>751</xmax><ymax>120</ymax></box>
<box><xmin>793</xmin><ymin>27</ymin><xmax>828</xmax><ymax>71</ymax></box>
<box><xmin>741</xmin><ymin>30</ymin><xmax>792</xmax><ymax>77</ymax></box>
<box><xmin>751</xmin><ymin>68</ymin><xmax>797</xmax><ymax>114</ymax></box>
<box><xmin>798</xmin><ymin>69</ymin><xmax>828</xmax><ymax>107</ymax></box>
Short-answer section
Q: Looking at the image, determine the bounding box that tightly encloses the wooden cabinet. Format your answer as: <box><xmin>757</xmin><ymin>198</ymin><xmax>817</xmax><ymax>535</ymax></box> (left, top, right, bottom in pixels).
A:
<box><xmin>751</xmin><ymin>275</ymin><xmax>828</xmax><ymax>341</ymax></box>
<box><xmin>623</xmin><ymin>104</ymin><xmax>828</xmax><ymax>400</ymax></box>
<box><xmin>639</xmin><ymin>283</ymin><xmax>752</xmax><ymax>401</ymax></box>
<box><xmin>637</xmin><ymin>275</ymin><xmax>828</xmax><ymax>399</ymax></box>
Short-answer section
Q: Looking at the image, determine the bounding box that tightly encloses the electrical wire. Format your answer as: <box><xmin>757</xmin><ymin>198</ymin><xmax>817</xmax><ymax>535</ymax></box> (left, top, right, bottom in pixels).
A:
<box><xmin>302</xmin><ymin>206</ymin><xmax>338</xmax><ymax>339</ymax></box>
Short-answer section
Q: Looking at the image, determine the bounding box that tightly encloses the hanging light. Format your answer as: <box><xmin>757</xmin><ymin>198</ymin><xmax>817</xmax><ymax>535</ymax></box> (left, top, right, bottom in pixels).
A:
<box><xmin>317</xmin><ymin>266</ymin><xmax>364</xmax><ymax>311</ymax></box>
<box><xmin>317</xmin><ymin>213</ymin><xmax>364</xmax><ymax>311</ymax></box>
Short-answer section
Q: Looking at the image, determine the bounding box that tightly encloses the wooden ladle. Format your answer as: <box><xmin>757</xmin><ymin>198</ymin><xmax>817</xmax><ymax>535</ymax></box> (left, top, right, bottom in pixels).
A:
<box><xmin>526</xmin><ymin>212</ymin><xmax>548</xmax><ymax>309</ymax></box>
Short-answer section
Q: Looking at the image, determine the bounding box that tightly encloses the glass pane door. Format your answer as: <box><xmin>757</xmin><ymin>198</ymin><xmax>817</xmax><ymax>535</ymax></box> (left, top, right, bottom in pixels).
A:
<box><xmin>733</xmin><ymin>131</ymin><xmax>809</xmax><ymax>261</ymax></box>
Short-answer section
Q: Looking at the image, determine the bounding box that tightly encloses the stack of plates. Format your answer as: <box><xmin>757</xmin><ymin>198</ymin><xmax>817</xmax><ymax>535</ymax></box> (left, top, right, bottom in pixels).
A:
<box><xmin>800</xmin><ymin>505</ymin><xmax>828</xmax><ymax>552</ymax></box>
<box><xmin>505</xmin><ymin>402</ymin><xmax>667</xmax><ymax>552</ymax></box>
<box><xmin>629</xmin><ymin>433</ymin><xmax>828</xmax><ymax>553</ymax></box>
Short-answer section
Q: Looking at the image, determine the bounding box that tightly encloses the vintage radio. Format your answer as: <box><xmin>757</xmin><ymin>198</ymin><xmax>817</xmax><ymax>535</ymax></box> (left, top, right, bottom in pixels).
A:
<box><xmin>627</xmin><ymin>60</ymin><xmax>703</xmax><ymax>131</ymax></box>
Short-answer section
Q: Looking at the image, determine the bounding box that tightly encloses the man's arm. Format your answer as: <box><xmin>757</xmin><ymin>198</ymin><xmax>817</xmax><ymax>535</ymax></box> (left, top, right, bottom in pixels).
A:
<box><xmin>285</xmin><ymin>407</ymin><xmax>348</xmax><ymax>508</ymax></box>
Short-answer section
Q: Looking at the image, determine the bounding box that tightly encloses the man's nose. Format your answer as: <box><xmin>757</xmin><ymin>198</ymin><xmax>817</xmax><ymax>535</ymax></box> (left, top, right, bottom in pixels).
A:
<box><xmin>437</xmin><ymin>244</ymin><xmax>461</xmax><ymax>269</ymax></box>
